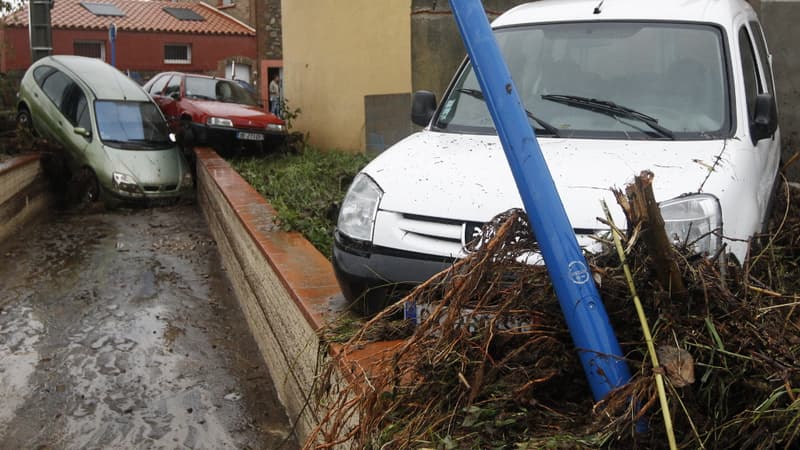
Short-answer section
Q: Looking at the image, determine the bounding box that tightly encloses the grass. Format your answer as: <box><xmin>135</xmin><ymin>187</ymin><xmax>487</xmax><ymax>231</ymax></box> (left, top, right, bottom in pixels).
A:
<box><xmin>227</xmin><ymin>145</ymin><xmax>372</xmax><ymax>257</ymax></box>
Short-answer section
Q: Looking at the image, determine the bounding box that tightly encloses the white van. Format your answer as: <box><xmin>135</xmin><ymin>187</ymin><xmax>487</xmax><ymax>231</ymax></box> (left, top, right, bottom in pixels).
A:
<box><xmin>333</xmin><ymin>0</ymin><xmax>781</xmax><ymax>311</ymax></box>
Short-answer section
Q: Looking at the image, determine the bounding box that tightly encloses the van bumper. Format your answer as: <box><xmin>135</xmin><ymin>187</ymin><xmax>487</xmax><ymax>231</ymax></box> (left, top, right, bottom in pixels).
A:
<box><xmin>332</xmin><ymin>230</ymin><xmax>454</xmax><ymax>312</ymax></box>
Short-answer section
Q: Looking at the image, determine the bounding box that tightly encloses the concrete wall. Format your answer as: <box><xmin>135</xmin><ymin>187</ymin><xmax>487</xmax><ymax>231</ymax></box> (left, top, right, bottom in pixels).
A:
<box><xmin>752</xmin><ymin>0</ymin><xmax>800</xmax><ymax>180</ymax></box>
<box><xmin>410</xmin><ymin>0</ymin><xmax>530</xmax><ymax>100</ymax></box>
<box><xmin>190</xmin><ymin>147</ymin><xmax>419</xmax><ymax>445</ymax></box>
<box><xmin>281</xmin><ymin>0</ymin><xmax>412</xmax><ymax>152</ymax></box>
<box><xmin>0</xmin><ymin>154</ymin><xmax>51</xmax><ymax>246</ymax></box>
<box><xmin>194</xmin><ymin>147</ymin><xmax>341</xmax><ymax>441</ymax></box>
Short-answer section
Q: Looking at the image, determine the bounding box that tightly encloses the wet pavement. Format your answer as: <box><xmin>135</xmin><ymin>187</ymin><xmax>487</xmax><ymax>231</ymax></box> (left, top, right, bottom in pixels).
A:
<box><xmin>0</xmin><ymin>203</ymin><xmax>299</xmax><ymax>449</ymax></box>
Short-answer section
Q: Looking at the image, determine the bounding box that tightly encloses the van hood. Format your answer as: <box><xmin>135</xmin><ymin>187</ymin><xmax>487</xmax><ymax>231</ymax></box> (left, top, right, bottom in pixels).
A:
<box><xmin>103</xmin><ymin>145</ymin><xmax>184</xmax><ymax>186</ymax></box>
<box><xmin>364</xmin><ymin>131</ymin><xmax>726</xmax><ymax>230</ymax></box>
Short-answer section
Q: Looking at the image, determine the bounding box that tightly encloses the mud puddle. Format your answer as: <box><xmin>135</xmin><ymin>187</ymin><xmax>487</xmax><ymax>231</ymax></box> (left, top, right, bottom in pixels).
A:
<box><xmin>0</xmin><ymin>204</ymin><xmax>299</xmax><ymax>449</ymax></box>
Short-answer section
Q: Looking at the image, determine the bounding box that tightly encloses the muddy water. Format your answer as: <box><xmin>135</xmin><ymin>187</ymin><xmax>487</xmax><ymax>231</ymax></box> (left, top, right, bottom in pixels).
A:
<box><xmin>0</xmin><ymin>204</ymin><xmax>299</xmax><ymax>449</ymax></box>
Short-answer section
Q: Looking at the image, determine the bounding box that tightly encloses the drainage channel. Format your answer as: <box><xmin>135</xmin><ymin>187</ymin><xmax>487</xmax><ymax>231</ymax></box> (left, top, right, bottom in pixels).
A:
<box><xmin>0</xmin><ymin>203</ymin><xmax>299</xmax><ymax>449</ymax></box>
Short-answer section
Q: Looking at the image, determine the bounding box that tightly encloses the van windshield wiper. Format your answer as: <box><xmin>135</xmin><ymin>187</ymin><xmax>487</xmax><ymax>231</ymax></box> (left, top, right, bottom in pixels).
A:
<box><xmin>541</xmin><ymin>94</ymin><xmax>675</xmax><ymax>139</ymax></box>
<box><xmin>456</xmin><ymin>88</ymin><xmax>560</xmax><ymax>137</ymax></box>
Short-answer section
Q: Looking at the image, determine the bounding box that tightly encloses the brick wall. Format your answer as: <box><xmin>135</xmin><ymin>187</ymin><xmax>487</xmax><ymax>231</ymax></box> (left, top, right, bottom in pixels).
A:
<box><xmin>1</xmin><ymin>26</ymin><xmax>257</xmax><ymax>75</ymax></box>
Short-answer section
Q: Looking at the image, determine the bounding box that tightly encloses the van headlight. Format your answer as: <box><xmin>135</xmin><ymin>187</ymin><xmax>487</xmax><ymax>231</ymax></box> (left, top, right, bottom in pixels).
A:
<box><xmin>338</xmin><ymin>173</ymin><xmax>383</xmax><ymax>242</ymax></box>
<box><xmin>660</xmin><ymin>194</ymin><xmax>722</xmax><ymax>255</ymax></box>
<box><xmin>112</xmin><ymin>172</ymin><xmax>142</xmax><ymax>194</ymax></box>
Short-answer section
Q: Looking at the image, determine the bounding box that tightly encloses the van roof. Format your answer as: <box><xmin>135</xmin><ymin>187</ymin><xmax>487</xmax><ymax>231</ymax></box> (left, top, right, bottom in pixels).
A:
<box><xmin>47</xmin><ymin>55</ymin><xmax>150</xmax><ymax>102</ymax></box>
<box><xmin>493</xmin><ymin>0</ymin><xmax>754</xmax><ymax>28</ymax></box>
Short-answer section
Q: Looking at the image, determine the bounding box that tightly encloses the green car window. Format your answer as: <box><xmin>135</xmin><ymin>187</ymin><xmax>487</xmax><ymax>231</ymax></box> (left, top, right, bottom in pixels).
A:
<box><xmin>61</xmin><ymin>83</ymin><xmax>91</xmax><ymax>131</ymax></box>
<box><xmin>40</xmin><ymin>70</ymin><xmax>73</xmax><ymax>110</ymax></box>
<box><xmin>33</xmin><ymin>65</ymin><xmax>56</xmax><ymax>85</ymax></box>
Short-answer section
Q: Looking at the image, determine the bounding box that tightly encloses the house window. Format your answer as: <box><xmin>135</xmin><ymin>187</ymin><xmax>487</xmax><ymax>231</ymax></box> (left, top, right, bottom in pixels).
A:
<box><xmin>164</xmin><ymin>44</ymin><xmax>191</xmax><ymax>64</ymax></box>
<box><xmin>73</xmin><ymin>41</ymin><xmax>105</xmax><ymax>60</ymax></box>
<box><xmin>162</xmin><ymin>7</ymin><xmax>205</xmax><ymax>21</ymax></box>
<box><xmin>79</xmin><ymin>2</ymin><xmax>125</xmax><ymax>17</ymax></box>
<box><xmin>219</xmin><ymin>0</ymin><xmax>234</xmax><ymax>6</ymax></box>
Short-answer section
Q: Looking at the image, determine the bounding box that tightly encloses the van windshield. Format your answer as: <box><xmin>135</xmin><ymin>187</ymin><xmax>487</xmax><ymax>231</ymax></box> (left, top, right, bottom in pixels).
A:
<box><xmin>95</xmin><ymin>101</ymin><xmax>173</xmax><ymax>150</ymax></box>
<box><xmin>435</xmin><ymin>22</ymin><xmax>730</xmax><ymax>140</ymax></box>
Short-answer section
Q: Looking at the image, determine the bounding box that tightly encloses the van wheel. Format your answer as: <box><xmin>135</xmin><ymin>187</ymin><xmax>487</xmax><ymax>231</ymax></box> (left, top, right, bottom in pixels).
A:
<box><xmin>351</xmin><ymin>283</ymin><xmax>405</xmax><ymax>317</ymax></box>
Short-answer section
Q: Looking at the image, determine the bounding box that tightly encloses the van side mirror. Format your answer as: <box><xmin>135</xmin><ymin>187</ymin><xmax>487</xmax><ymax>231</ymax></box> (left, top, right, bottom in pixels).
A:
<box><xmin>751</xmin><ymin>93</ymin><xmax>778</xmax><ymax>143</ymax></box>
<box><xmin>73</xmin><ymin>127</ymin><xmax>91</xmax><ymax>138</ymax></box>
<box><xmin>170</xmin><ymin>92</ymin><xmax>181</xmax><ymax>101</ymax></box>
<box><xmin>411</xmin><ymin>90</ymin><xmax>437</xmax><ymax>127</ymax></box>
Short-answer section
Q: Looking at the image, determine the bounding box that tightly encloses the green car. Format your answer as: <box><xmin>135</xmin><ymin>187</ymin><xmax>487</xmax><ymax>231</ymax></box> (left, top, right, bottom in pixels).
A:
<box><xmin>17</xmin><ymin>55</ymin><xmax>193</xmax><ymax>205</ymax></box>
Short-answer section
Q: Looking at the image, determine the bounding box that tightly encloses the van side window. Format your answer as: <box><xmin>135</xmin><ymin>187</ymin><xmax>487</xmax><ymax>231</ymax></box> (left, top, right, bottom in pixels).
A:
<box><xmin>738</xmin><ymin>27</ymin><xmax>761</xmax><ymax>122</ymax></box>
<box><xmin>749</xmin><ymin>21</ymin><xmax>775</xmax><ymax>95</ymax></box>
<box><xmin>39</xmin><ymin>70</ymin><xmax>73</xmax><ymax>109</ymax></box>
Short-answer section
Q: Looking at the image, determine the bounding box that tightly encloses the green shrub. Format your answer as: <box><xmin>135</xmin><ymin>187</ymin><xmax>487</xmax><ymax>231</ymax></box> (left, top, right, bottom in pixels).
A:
<box><xmin>229</xmin><ymin>146</ymin><xmax>372</xmax><ymax>256</ymax></box>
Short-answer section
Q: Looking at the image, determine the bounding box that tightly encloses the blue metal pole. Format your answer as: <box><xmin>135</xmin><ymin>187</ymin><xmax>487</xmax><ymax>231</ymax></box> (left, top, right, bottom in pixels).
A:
<box><xmin>109</xmin><ymin>23</ymin><xmax>117</xmax><ymax>67</ymax></box>
<box><xmin>447</xmin><ymin>0</ymin><xmax>631</xmax><ymax>401</ymax></box>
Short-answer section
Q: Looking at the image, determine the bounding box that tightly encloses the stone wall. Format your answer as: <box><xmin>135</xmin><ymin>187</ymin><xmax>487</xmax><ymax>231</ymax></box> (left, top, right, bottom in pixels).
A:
<box><xmin>261</xmin><ymin>0</ymin><xmax>283</xmax><ymax>60</ymax></box>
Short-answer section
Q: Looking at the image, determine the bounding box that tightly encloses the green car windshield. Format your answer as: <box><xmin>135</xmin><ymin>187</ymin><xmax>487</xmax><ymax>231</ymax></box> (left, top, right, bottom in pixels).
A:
<box><xmin>95</xmin><ymin>101</ymin><xmax>173</xmax><ymax>150</ymax></box>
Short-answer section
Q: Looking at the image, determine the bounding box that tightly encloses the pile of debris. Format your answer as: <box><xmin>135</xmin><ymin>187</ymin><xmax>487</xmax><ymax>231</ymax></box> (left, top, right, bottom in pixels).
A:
<box><xmin>307</xmin><ymin>174</ymin><xmax>800</xmax><ymax>449</ymax></box>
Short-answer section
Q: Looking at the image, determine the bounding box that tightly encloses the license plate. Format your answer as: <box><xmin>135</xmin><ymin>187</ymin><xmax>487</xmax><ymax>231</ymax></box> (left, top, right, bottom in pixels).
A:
<box><xmin>236</xmin><ymin>131</ymin><xmax>264</xmax><ymax>141</ymax></box>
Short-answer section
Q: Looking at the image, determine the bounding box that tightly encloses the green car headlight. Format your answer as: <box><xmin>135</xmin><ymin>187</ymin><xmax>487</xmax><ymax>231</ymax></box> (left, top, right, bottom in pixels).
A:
<box><xmin>181</xmin><ymin>170</ymin><xmax>193</xmax><ymax>188</ymax></box>
<box><xmin>112</xmin><ymin>172</ymin><xmax>142</xmax><ymax>194</ymax></box>
<box><xmin>660</xmin><ymin>194</ymin><xmax>722</xmax><ymax>256</ymax></box>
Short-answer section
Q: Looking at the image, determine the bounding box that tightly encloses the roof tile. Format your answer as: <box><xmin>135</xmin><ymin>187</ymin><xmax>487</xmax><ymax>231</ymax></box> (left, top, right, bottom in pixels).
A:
<box><xmin>4</xmin><ymin>0</ymin><xmax>255</xmax><ymax>36</ymax></box>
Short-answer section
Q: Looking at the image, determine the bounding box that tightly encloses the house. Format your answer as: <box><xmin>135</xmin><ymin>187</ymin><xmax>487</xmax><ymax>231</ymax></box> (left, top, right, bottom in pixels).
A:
<box><xmin>280</xmin><ymin>0</ymin><xmax>529</xmax><ymax>153</ymax></box>
<box><xmin>0</xmin><ymin>0</ymin><xmax>257</xmax><ymax>86</ymax></box>
<box><xmin>203</xmin><ymin>0</ymin><xmax>283</xmax><ymax>114</ymax></box>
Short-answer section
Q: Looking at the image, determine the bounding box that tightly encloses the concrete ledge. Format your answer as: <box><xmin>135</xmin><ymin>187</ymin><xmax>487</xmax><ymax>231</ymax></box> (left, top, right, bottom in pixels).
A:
<box><xmin>0</xmin><ymin>154</ymin><xmax>51</xmax><ymax>245</ymax></box>
<box><xmin>194</xmin><ymin>147</ymin><xmax>345</xmax><ymax>441</ymax></box>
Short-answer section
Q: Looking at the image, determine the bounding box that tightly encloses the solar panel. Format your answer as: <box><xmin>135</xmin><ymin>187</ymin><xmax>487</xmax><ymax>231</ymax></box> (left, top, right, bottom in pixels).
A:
<box><xmin>163</xmin><ymin>7</ymin><xmax>206</xmax><ymax>21</ymax></box>
<box><xmin>80</xmin><ymin>2</ymin><xmax>125</xmax><ymax>17</ymax></box>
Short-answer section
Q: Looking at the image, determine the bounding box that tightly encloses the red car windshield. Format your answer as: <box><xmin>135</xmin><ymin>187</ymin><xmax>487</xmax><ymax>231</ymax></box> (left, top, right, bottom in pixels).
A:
<box><xmin>184</xmin><ymin>76</ymin><xmax>258</xmax><ymax>106</ymax></box>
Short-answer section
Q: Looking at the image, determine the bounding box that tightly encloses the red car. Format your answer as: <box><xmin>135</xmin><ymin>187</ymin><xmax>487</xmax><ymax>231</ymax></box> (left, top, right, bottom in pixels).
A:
<box><xmin>143</xmin><ymin>72</ymin><xmax>286</xmax><ymax>153</ymax></box>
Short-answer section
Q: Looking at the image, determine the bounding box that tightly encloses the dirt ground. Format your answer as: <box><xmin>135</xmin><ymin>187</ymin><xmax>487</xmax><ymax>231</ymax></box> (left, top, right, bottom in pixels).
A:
<box><xmin>0</xmin><ymin>202</ymin><xmax>300</xmax><ymax>449</ymax></box>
